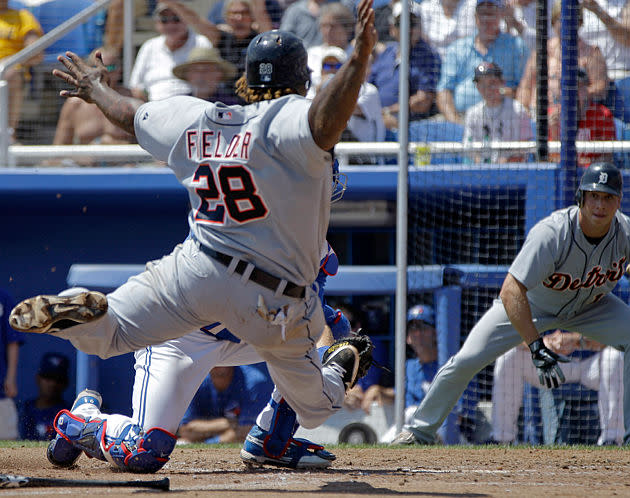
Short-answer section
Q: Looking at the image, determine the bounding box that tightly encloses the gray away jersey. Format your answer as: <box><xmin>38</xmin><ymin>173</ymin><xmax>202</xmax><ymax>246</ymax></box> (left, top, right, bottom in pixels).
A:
<box><xmin>509</xmin><ymin>205</ymin><xmax>630</xmax><ymax>318</ymax></box>
<box><xmin>134</xmin><ymin>95</ymin><xmax>333</xmax><ymax>285</ymax></box>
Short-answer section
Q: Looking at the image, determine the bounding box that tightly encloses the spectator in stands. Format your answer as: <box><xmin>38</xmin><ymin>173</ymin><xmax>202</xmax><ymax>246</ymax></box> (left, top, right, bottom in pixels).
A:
<box><xmin>208</xmin><ymin>0</ymin><xmax>283</xmax><ymax>29</ymax></box>
<box><xmin>172</xmin><ymin>46</ymin><xmax>238</xmax><ymax>103</ymax></box>
<box><xmin>418</xmin><ymin>0</ymin><xmax>477</xmax><ymax>59</ymax></box>
<box><xmin>579</xmin><ymin>0</ymin><xmax>630</xmax><ymax>121</ymax></box>
<box><xmin>280</xmin><ymin>0</ymin><xmax>334</xmax><ymax>48</ymax></box>
<box><xmin>307</xmin><ymin>2</ymin><xmax>355</xmax><ymax>92</ymax></box>
<box><xmin>313</xmin><ymin>46</ymin><xmax>385</xmax><ymax>143</ymax></box>
<box><xmin>159</xmin><ymin>0</ymin><xmax>272</xmax><ymax>103</ymax></box>
<box><xmin>580</xmin><ymin>0</ymin><xmax>630</xmax><ymax>84</ymax></box>
<box><xmin>0</xmin><ymin>287</ymin><xmax>22</xmax><ymax>440</ymax></box>
<box><xmin>502</xmin><ymin>0</ymin><xmax>553</xmax><ymax>53</ymax></box>
<box><xmin>517</xmin><ymin>0</ymin><xmax>609</xmax><ymax>117</ymax></box>
<box><xmin>361</xmin><ymin>305</ymin><xmax>438</xmax><ymax>418</ymax></box>
<box><xmin>368</xmin><ymin>1</ymin><xmax>441</xmax><ymax>129</ymax></box>
<box><xmin>436</xmin><ymin>0</ymin><xmax>528</xmax><ymax>125</ymax></box>
<box><xmin>178</xmin><ymin>365</ymin><xmax>273</xmax><ymax>444</ymax></box>
<box><xmin>18</xmin><ymin>353</ymin><xmax>71</xmax><ymax>441</ymax></box>
<box><xmin>463</xmin><ymin>62</ymin><xmax>533</xmax><ymax>163</ymax></box>
<box><xmin>492</xmin><ymin>329</ymin><xmax>624</xmax><ymax>445</ymax></box>
<box><xmin>548</xmin><ymin>67</ymin><xmax>616</xmax><ymax>168</ymax></box>
<box><xmin>129</xmin><ymin>2</ymin><xmax>212</xmax><ymax>101</ymax></box>
<box><xmin>49</xmin><ymin>47</ymin><xmax>135</xmax><ymax>164</ymax></box>
<box><xmin>0</xmin><ymin>0</ymin><xmax>43</xmax><ymax>143</ymax></box>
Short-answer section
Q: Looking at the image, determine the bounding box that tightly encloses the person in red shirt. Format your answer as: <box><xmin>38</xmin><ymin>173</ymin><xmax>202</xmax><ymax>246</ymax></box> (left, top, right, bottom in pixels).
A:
<box><xmin>549</xmin><ymin>67</ymin><xmax>616</xmax><ymax>167</ymax></box>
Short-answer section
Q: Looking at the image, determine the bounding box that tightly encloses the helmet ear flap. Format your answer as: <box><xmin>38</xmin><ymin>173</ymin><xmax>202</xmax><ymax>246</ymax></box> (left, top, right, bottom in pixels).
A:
<box><xmin>575</xmin><ymin>189</ymin><xmax>583</xmax><ymax>207</ymax></box>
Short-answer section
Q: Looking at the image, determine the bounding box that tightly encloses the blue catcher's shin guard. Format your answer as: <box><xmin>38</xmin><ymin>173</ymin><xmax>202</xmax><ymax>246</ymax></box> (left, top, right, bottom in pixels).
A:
<box><xmin>241</xmin><ymin>393</ymin><xmax>335</xmax><ymax>469</ymax></box>
<box><xmin>101</xmin><ymin>424</ymin><xmax>177</xmax><ymax>473</ymax></box>
<box><xmin>52</xmin><ymin>410</ymin><xmax>107</xmax><ymax>462</ymax></box>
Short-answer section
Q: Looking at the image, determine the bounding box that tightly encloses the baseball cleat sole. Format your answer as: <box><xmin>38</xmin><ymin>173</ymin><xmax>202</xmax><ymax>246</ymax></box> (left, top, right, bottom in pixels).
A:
<box><xmin>239</xmin><ymin>449</ymin><xmax>333</xmax><ymax>469</ymax></box>
<box><xmin>9</xmin><ymin>291</ymin><xmax>108</xmax><ymax>334</ymax></box>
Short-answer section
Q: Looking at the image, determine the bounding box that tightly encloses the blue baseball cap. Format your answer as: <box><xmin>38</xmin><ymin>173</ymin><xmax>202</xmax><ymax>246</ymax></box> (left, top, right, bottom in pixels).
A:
<box><xmin>38</xmin><ymin>352</ymin><xmax>70</xmax><ymax>382</ymax></box>
<box><xmin>407</xmin><ymin>304</ymin><xmax>435</xmax><ymax>326</ymax></box>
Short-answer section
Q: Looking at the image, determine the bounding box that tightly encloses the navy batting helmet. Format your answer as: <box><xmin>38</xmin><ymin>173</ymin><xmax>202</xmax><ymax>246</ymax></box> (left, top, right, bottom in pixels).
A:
<box><xmin>575</xmin><ymin>161</ymin><xmax>623</xmax><ymax>206</ymax></box>
<box><xmin>245</xmin><ymin>30</ymin><xmax>311</xmax><ymax>89</ymax></box>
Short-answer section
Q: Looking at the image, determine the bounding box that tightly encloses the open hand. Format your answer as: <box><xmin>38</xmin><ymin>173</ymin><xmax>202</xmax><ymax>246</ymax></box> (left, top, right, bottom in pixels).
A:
<box><xmin>354</xmin><ymin>0</ymin><xmax>377</xmax><ymax>60</ymax></box>
<box><xmin>52</xmin><ymin>50</ymin><xmax>109</xmax><ymax>104</ymax></box>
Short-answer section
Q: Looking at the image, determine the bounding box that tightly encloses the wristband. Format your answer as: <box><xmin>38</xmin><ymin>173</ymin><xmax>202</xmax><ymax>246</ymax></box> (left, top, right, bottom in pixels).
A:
<box><xmin>528</xmin><ymin>337</ymin><xmax>544</xmax><ymax>353</ymax></box>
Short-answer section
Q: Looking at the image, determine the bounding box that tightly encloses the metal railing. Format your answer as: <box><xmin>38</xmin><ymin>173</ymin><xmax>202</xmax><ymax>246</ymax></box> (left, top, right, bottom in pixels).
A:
<box><xmin>0</xmin><ymin>0</ymin><xmax>137</xmax><ymax>166</ymax></box>
<box><xmin>6</xmin><ymin>140</ymin><xmax>630</xmax><ymax>167</ymax></box>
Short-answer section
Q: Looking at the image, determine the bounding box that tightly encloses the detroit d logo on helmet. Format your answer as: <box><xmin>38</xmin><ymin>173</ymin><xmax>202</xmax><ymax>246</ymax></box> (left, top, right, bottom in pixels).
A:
<box><xmin>599</xmin><ymin>172</ymin><xmax>608</xmax><ymax>184</ymax></box>
<box><xmin>258</xmin><ymin>62</ymin><xmax>273</xmax><ymax>83</ymax></box>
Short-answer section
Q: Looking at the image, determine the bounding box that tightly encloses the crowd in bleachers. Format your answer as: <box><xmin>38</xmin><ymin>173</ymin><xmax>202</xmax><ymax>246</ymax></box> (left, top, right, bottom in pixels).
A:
<box><xmin>1</xmin><ymin>0</ymin><xmax>629</xmax><ymax>165</ymax></box>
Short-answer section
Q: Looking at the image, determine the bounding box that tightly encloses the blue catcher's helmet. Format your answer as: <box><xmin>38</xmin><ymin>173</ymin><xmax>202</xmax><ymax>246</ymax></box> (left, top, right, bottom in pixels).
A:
<box><xmin>246</xmin><ymin>30</ymin><xmax>311</xmax><ymax>89</ymax></box>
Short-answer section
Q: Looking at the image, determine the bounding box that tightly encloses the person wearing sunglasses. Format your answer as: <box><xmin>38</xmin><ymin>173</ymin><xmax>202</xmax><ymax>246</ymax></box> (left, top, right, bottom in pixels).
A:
<box><xmin>128</xmin><ymin>2</ymin><xmax>212</xmax><ymax>102</ymax></box>
<box><xmin>156</xmin><ymin>0</ymin><xmax>273</xmax><ymax>104</ymax></box>
<box><xmin>314</xmin><ymin>46</ymin><xmax>385</xmax><ymax>150</ymax></box>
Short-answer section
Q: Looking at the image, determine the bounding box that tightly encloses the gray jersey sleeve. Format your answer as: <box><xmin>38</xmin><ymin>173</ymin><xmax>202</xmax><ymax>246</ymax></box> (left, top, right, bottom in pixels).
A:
<box><xmin>134</xmin><ymin>96</ymin><xmax>209</xmax><ymax>162</ymax></box>
<box><xmin>508</xmin><ymin>219</ymin><xmax>559</xmax><ymax>290</ymax></box>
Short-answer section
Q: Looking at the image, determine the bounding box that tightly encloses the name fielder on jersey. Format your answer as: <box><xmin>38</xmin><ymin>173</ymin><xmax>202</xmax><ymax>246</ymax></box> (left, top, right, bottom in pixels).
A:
<box><xmin>186</xmin><ymin>129</ymin><xmax>269</xmax><ymax>225</ymax></box>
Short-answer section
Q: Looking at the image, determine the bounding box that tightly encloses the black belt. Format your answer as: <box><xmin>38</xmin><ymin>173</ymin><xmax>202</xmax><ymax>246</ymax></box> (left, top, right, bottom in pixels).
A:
<box><xmin>199</xmin><ymin>245</ymin><xmax>306</xmax><ymax>299</ymax></box>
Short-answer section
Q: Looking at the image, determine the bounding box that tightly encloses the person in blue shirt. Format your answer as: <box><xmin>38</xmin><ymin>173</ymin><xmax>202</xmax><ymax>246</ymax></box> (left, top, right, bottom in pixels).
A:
<box><xmin>18</xmin><ymin>352</ymin><xmax>71</xmax><ymax>441</ymax></box>
<box><xmin>368</xmin><ymin>1</ymin><xmax>441</xmax><ymax>129</ymax></box>
<box><xmin>360</xmin><ymin>304</ymin><xmax>438</xmax><ymax>413</ymax></box>
<box><xmin>436</xmin><ymin>0</ymin><xmax>528</xmax><ymax>124</ymax></box>
<box><xmin>178</xmin><ymin>364</ymin><xmax>274</xmax><ymax>443</ymax></box>
<box><xmin>0</xmin><ymin>288</ymin><xmax>22</xmax><ymax>440</ymax></box>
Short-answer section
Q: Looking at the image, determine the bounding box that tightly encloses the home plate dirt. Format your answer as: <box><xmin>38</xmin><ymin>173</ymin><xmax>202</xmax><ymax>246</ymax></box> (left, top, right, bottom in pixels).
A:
<box><xmin>1</xmin><ymin>446</ymin><xmax>628</xmax><ymax>497</ymax></box>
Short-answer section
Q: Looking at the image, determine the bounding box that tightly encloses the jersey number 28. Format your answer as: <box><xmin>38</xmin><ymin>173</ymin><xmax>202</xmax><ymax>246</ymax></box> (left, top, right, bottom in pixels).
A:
<box><xmin>192</xmin><ymin>163</ymin><xmax>268</xmax><ymax>224</ymax></box>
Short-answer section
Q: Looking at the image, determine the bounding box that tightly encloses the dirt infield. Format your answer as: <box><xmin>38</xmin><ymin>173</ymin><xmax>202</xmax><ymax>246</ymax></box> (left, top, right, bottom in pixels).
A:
<box><xmin>1</xmin><ymin>445</ymin><xmax>629</xmax><ymax>497</ymax></box>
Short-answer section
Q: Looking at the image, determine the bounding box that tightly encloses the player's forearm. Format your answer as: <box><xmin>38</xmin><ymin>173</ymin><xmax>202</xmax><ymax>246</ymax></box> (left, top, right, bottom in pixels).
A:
<box><xmin>6</xmin><ymin>342</ymin><xmax>18</xmax><ymax>378</ymax></box>
<box><xmin>178</xmin><ymin>418</ymin><xmax>233</xmax><ymax>441</ymax></box>
<box><xmin>308</xmin><ymin>54</ymin><xmax>370</xmax><ymax>150</ymax></box>
<box><xmin>499</xmin><ymin>273</ymin><xmax>539</xmax><ymax>345</ymax></box>
<box><xmin>91</xmin><ymin>83</ymin><xmax>143</xmax><ymax>136</ymax></box>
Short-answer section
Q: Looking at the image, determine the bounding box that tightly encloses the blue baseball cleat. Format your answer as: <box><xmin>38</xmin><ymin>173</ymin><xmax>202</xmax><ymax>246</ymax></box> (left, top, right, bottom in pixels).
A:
<box><xmin>46</xmin><ymin>389</ymin><xmax>103</xmax><ymax>467</ymax></box>
<box><xmin>240</xmin><ymin>425</ymin><xmax>335</xmax><ymax>469</ymax></box>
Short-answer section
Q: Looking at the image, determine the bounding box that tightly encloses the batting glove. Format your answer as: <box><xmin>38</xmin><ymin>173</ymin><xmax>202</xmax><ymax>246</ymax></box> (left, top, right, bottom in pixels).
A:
<box><xmin>528</xmin><ymin>337</ymin><xmax>571</xmax><ymax>389</ymax></box>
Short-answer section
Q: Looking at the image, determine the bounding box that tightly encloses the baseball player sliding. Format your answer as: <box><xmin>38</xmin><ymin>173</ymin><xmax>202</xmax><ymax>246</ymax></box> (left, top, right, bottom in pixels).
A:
<box><xmin>44</xmin><ymin>241</ymin><xmax>351</xmax><ymax>472</ymax></box>
<box><xmin>9</xmin><ymin>0</ymin><xmax>377</xmax><ymax>471</ymax></box>
<box><xmin>392</xmin><ymin>162</ymin><xmax>630</xmax><ymax>446</ymax></box>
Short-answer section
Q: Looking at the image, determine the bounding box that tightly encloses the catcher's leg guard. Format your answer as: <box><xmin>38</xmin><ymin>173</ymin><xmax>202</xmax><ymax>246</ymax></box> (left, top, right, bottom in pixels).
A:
<box><xmin>52</xmin><ymin>410</ymin><xmax>107</xmax><ymax>461</ymax></box>
<box><xmin>240</xmin><ymin>396</ymin><xmax>335</xmax><ymax>469</ymax></box>
<box><xmin>101</xmin><ymin>424</ymin><xmax>177</xmax><ymax>473</ymax></box>
<box><xmin>47</xmin><ymin>389</ymin><xmax>104</xmax><ymax>467</ymax></box>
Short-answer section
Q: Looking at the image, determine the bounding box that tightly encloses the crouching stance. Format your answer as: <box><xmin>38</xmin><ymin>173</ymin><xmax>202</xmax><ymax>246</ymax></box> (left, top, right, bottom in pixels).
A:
<box><xmin>48</xmin><ymin>390</ymin><xmax>176</xmax><ymax>473</ymax></box>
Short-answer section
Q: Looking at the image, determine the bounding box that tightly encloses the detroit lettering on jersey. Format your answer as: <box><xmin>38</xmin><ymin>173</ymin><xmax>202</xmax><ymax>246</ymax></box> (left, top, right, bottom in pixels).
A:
<box><xmin>186</xmin><ymin>130</ymin><xmax>252</xmax><ymax>160</ymax></box>
<box><xmin>543</xmin><ymin>257</ymin><xmax>627</xmax><ymax>291</ymax></box>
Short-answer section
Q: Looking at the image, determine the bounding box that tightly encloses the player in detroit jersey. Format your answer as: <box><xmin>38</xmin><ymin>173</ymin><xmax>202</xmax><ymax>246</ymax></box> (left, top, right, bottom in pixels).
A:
<box><xmin>392</xmin><ymin>162</ymin><xmax>630</xmax><ymax>445</ymax></box>
<box><xmin>11</xmin><ymin>0</ymin><xmax>378</xmax><ymax>450</ymax></box>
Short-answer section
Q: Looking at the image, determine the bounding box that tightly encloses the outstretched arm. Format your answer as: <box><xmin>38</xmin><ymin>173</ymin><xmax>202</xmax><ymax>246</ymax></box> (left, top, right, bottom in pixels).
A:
<box><xmin>53</xmin><ymin>51</ymin><xmax>144</xmax><ymax>136</ymax></box>
<box><xmin>308</xmin><ymin>0</ymin><xmax>377</xmax><ymax>151</ymax></box>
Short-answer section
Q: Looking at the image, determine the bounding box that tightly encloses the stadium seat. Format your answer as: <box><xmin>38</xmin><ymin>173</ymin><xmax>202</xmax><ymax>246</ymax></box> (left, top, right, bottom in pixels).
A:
<box><xmin>390</xmin><ymin>120</ymin><xmax>465</xmax><ymax>165</ymax></box>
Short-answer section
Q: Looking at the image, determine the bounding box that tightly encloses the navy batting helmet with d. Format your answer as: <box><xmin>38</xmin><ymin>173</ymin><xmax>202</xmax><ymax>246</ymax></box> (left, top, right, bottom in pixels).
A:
<box><xmin>246</xmin><ymin>30</ymin><xmax>311</xmax><ymax>89</ymax></box>
<box><xmin>575</xmin><ymin>161</ymin><xmax>623</xmax><ymax>206</ymax></box>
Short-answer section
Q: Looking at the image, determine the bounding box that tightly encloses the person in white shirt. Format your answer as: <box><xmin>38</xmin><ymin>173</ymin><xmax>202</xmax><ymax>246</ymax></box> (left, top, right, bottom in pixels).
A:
<box><xmin>418</xmin><ymin>0</ymin><xmax>477</xmax><ymax>58</ymax></box>
<box><xmin>313</xmin><ymin>46</ymin><xmax>385</xmax><ymax>144</ymax></box>
<box><xmin>462</xmin><ymin>61</ymin><xmax>533</xmax><ymax>163</ymax></box>
<box><xmin>129</xmin><ymin>2</ymin><xmax>212</xmax><ymax>101</ymax></box>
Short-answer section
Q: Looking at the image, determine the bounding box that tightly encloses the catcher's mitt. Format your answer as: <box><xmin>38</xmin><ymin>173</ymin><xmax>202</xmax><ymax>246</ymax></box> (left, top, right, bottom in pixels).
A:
<box><xmin>322</xmin><ymin>333</ymin><xmax>374</xmax><ymax>389</ymax></box>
